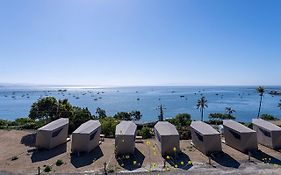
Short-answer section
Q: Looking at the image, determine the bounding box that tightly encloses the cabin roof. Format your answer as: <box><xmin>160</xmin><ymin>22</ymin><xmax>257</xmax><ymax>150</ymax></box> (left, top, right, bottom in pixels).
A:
<box><xmin>190</xmin><ymin>121</ymin><xmax>219</xmax><ymax>135</ymax></box>
<box><xmin>154</xmin><ymin>121</ymin><xmax>179</xmax><ymax>136</ymax></box>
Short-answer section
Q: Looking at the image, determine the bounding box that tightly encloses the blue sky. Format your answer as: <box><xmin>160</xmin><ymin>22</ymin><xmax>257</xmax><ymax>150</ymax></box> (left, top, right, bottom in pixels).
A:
<box><xmin>0</xmin><ymin>0</ymin><xmax>280</xmax><ymax>86</ymax></box>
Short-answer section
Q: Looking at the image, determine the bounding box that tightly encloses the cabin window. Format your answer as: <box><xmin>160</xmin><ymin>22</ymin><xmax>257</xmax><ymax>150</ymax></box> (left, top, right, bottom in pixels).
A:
<box><xmin>195</xmin><ymin>131</ymin><xmax>203</xmax><ymax>142</ymax></box>
<box><xmin>52</xmin><ymin>128</ymin><xmax>63</xmax><ymax>137</ymax></box>
<box><xmin>90</xmin><ymin>130</ymin><xmax>97</xmax><ymax>141</ymax></box>
<box><xmin>259</xmin><ymin>128</ymin><xmax>271</xmax><ymax>137</ymax></box>
<box><xmin>229</xmin><ymin>129</ymin><xmax>241</xmax><ymax>140</ymax></box>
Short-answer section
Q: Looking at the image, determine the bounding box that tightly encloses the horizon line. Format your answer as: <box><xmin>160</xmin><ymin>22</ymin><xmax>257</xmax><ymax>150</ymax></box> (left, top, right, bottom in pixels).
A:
<box><xmin>0</xmin><ymin>82</ymin><xmax>281</xmax><ymax>88</ymax></box>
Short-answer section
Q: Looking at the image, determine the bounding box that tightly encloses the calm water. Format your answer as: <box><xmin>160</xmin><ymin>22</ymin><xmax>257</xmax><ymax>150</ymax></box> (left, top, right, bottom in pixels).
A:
<box><xmin>0</xmin><ymin>86</ymin><xmax>281</xmax><ymax>122</ymax></box>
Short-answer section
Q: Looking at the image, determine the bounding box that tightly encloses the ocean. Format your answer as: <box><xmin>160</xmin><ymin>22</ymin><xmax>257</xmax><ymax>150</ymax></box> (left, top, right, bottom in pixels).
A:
<box><xmin>0</xmin><ymin>86</ymin><xmax>280</xmax><ymax>122</ymax></box>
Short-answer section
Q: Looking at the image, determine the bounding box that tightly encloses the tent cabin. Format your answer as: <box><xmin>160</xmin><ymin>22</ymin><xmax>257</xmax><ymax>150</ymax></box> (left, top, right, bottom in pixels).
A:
<box><xmin>154</xmin><ymin>121</ymin><xmax>180</xmax><ymax>156</ymax></box>
<box><xmin>190</xmin><ymin>121</ymin><xmax>222</xmax><ymax>155</ymax></box>
<box><xmin>115</xmin><ymin>121</ymin><xmax>137</xmax><ymax>155</ymax></box>
<box><xmin>223</xmin><ymin>120</ymin><xmax>257</xmax><ymax>153</ymax></box>
<box><xmin>252</xmin><ymin>119</ymin><xmax>281</xmax><ymax>149</ymax></box>
<box><xmin>72</xmin><ymin>120</ymin><xmax>101</xmax><ymax>153</ymax></box>
<box><xmin>36</xmin><ymin>118</ymin><xmax>69</xmax><ymax>149</ymax></box>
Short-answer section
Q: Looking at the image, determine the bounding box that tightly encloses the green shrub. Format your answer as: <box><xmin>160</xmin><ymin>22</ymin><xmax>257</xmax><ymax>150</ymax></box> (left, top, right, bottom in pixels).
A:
<box><xmin>209</xmin><ymin>113</ymin><xmax>235</xmax><ymax>120</ymax></box>
<box><xmin>15</xmin><ymin>118</ymin><xmax>34</xmax><ymax>125</ymax></box>
<box><xmin>107</xmin><ymin>165</ymin><xmax>115</xmax><ymax>173</ymax></box>
<box><xmin>165</xmin><ymin>113</ymin><xmax>192</xmax><ymax>140</ymax></box>
<box><xmin>100</xmin><ymin>117</ymin><xmax>119</xmax><ymax>137</ymax></box>
<box><xmin>137</xmin><ymin>127</ymin><xmax>152</xmax><ymax>139</ymax></box>
<box><xmin>241</xmin><ymin>122</ymin><xmax>253</xmax><ymax>129</ymax></box>
<box><xmin>177</xmin><ymin>126</ymin><xmax>191</xmax><ymax>140</ymax></box>
<box><xmin>44</xmin><ymin>165</ymin><xmax>51</xmax><ymax>172</ymax></box>
<box><xmin>206</xmin><ymin>119</ymin><xmax>223</xmax><ymax>125</ymax></box>
<box><xmin>0</xmin><ymin>119</ymin><xmax>13</xmax><ymax>126</ymax></box>
<box><xmin>56</xmin><ymin>159</ymin><xmax>64</xmax><ymax>166</ymax></box>
<box><xmin>260</xmin><ymin>114</ymin><xmax>278</xmax><ymax>121</ymax></box>
<box><xmin>167</xmin><ymin>113</ymin><xmax>191</xmax><ymax>127</ymax></box>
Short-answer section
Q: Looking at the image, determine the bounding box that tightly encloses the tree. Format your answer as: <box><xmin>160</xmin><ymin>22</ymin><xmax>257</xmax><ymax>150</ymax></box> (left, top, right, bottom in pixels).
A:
<box><xmin>29</xmin><ymin>97</ymin><xmax>93</xmax><ymax>133</ymax></box>
<box><xmin>96</xmin><ymin>107</ymin><xmax>107</xmax><ymax>119</ymax></box>
<box><xmin>167</xmin><ymin>113</ymin><xmax>192</xmax><ymax>140</ymax></box>
<box><xmin>130</xmin><ymin>110</ymin><xmax>142</xmax><ymax>121</ymax></box>
<box><xmin>69</xmin><ymin>107</ymin><xmax>93</xmax><ymax>132</ymax></box>
<box><xmin>197</xmin><ymin>97</ymin><xmax>208</xmax><ymax>121</ymax></box>
<box><xmin>209</xmin><ymin>113</ymin><xmax>236</xmax><ymax>120</ymax></box>
<box><xmin>29</xmin><ymin>97</ymin><xmax>59</xmax><ymax>121</ymax></box>
<box><xmin>137</xmin><ymin>127</ymin><xmax>152</xmax><ymax>139</ymax></box>
<box><xmin>100</xmin><ymin>117</ymin><xmax>119</xmax><ymax>137</ymax></box>
<box><xmin>57</xmin><ymin>99</ymin><xmax>74</xmax><ymax>119</ymax></box>
<box><xmin>169</xmin><ymin>113</ymin><xmax>191</xmax><ymax>126</ymax></box>
<box><xmin>113</xmin><ymin>111</ymin><xmax>142</xmax><ymax>121</ymax></box>
<box><xmin>157</xmin><ymin>105</ymin><xmax>166</xmax><ymax>121</ymax></box>
<box><xmin>225</xmin><ymin>107</ymin><xmax>236</xmax><ymax>118</ymax></box>
<box><xmin>260</xmin><ymin>114</ymin><xmax>277</xmax><ymax>121</ymax></box>
<box><xmin>113</xmin><ymin>112</ymin><xmax>131</xmax><ymax>120</ymax></box>
<box><xmin>256</xmin><ymin>86</ymin><xmax>265</xmax><ymax>118</ymax></box>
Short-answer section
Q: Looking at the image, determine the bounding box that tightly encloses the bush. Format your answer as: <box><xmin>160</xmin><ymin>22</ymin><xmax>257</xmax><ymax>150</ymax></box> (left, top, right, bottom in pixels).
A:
<box><xmin>44</xmin><ymin>165</ymin><xmax>51</xmax><ymax>172</ymax></box>
<box><xmin>113</xmin><ymin>112</ymin><xmax>131</xmax><ymax>120</ymax></box>
<box><xmin>0</xmin><ymin>119</ymin><xmax>9</xmax><ymax>128</ymax></box>
<box><xmin>167</xmin><ymin>113</ymin><xmax>192</xmax><ymax>127</ymax></box>
<box><xmin>177</xmin><ymin>126</ymin><xmax>191</xmax><ymax>140</ymax></box>
<box><xmin>15</xmin><ymin>118</ymin><xmax>34</xmax><ymax>125</ymax></box>
<box><xmin>100</xmin><ymin>117</ymin><xmax>119</xmax><ymax>137</ymax></box>
<box><xmin>166</xmin><ymin>113</ymin><xmax>192</xmax><ymax>140</ymax></box>
<box><xmin>206</xmin><ymin>120</ymin><xmax>223</xmax><ymax>125</ymax></box>
<box><xmin>107</xmin><ymin>165</ymin><xmax>115</xmax><ymax>173</ymax></box>
<box><xmin>69</xmin><ymin>107</ymin><xmax>93</xmax><ymax>133</ymax></box>
<box><xmin>260</xmin><ymin>114</ymin><xmax>278</xmax><ymax>121</ymax></box>
<box><xmin>209</xmin><ymin>113</ymin><xmax>235</xmax><ymax>120</ymax></box>
<box><xmin>56</xmin><ymin>159</ymin><xmax>64</xmax><ymax>166</ymax></box>
<box><xmin>240</xmin><ymin>122</ymin><xmax>253</xmax><ymax>129</ymax></box>
<box><xmin>137</xmin><ymin>127</ymin><xmax>152</xmax><ymax>139</ymax></box>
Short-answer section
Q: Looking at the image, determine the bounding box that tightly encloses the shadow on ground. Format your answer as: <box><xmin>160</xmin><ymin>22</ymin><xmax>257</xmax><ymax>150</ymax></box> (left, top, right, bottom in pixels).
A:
<box><xmin>210</xmin><ymin>151</ymin><xmax>240</xmax><ymax>168</ymax></box>
<box><xmin>31</xmin><ymin>143</ymin><xmax>67</xmax><ymax>162</ymax></box>
<box><xmin>164</xmin><ymin>152</ymin><xmax>193</xmax><ymax>170</ymax></box>
<box><xmin>21</xmin><ymin>133</ymin><xmax>36</xmax><ymax>147</ymax></box>
<box><xmin>116</xmin><ymin>148</ymin><xmax>145</xmax><ymax>171</ymax></box>
<box><xmin>71</xmin><ymin>146</ymin><xmax>104</xmax><ymax>168</ymax></box>
<box><xmin>251</xmin><ymin>149</ymin><xmax>281</xmax><ymax>165</ymax></box>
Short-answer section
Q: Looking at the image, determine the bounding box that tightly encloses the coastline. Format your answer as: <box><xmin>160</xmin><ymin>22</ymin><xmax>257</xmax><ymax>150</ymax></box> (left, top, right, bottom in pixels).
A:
<box><xmin>1</xmin><ymin>86</ymin><xmax>281</xmax><ymax>122</ymax></box>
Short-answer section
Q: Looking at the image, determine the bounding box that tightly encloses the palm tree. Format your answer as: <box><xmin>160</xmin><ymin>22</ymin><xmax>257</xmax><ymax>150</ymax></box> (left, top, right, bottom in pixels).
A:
<box><xmin>197</xmin><ymin>97</ymin><xmax>208</xmax><ymax>121</ymax></box>
<box><xmin>225</xmin><ymin>107</ymin><xmax>236</xmax><ymax>116</ymax></box>
<box><xmin>256</xmin><ymin>86</ymin><xmax>265</xmax><ymax>118</ymax></box>
<box><xmin>225</xmin><ymin>107</ymin><xmax>236</xmax><ymax>119</ymax></box>
<box><xmin>157</xmin><ymin>104</ymin><xmax>166</xmax><ymax>121</ymax></box>
<box><xmin>278</xmin><ymin>100</ymin><xmax>281</xmax><ymax>110</ymax></box>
